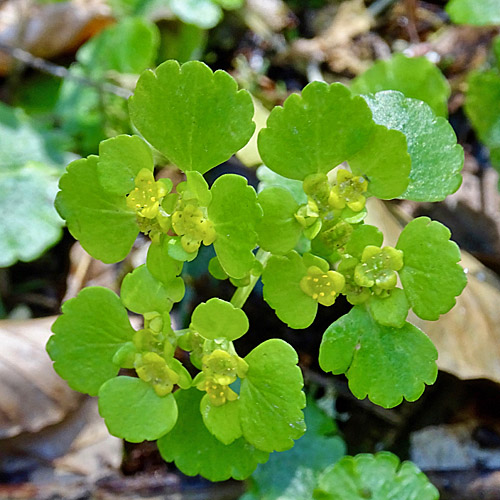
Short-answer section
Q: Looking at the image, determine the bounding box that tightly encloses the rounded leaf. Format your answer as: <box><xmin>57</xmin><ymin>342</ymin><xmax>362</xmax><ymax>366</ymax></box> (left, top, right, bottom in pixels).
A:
<box><xmin>55</xmin><ymin>156</ymin><xmax>138</xmax><ymax>263</ymax></box>
<box><xmin>315</xmin><ymin>452</ymin><xmax>439</xmax><ymax>500</ymax></box>
<box><xmin>129</xmin><ymin>60</ymin><xmax>255</xmax><ymax>174</ymax></box>
<box><xmin>191</xmin><ymin>298</ymin><xmax>249</xmax><ymax>341</ymax></box>
<box><xmin>262</xmin><ymin>252</ymin><xmax>317</xmax><ymax>329</ymax></box>
<box><xmin>446</xmin><ymin>0</ymin><xmax>500</xmax><ymax>26</ymax></box>
<box><xmin>351</xmin><ymin>53</ymin><xmax>450</xmax><ymax>117</ymax></box>
<box><xmin>396</xmin><ymin>217</ymin><xmax>467</xmax><ymax>320</ymax></box>
<box><xmin>97</xmin><ymin>135</ymin><xmax>154</xmax><ymax>195</ymax></box>
<box><xmin>201</xmin><ymin>395</ymin><xmax>242</xmax><ymax>445</ymax></box>
<box><xmin>157</xmin><ymin>388</ymin><xmax>269</xmax><ymax>481</ymax></box>
<box><xmin>209</xmin><ymin>174</ymin><xmax>262</xmax><ymax>279</ymax></box>
<box><xmin>47</xmin><ymin>287</ymin><xmax>135</xmax><ymax>396</ymax></box>
<box><xmin>258</xmin><ymin>82</ymin><xmax>374</xmax><ymax>180</ymax></box>
<box><xmin>364</xmin><ymin>91</ymin><xmax>463</xmax><ymax>202</ymax></box>
<box><xmin>257</xmin><ymin>187</ymin><xmax>302</xmax><ymax>254</ymax></box>
<box><xmin>240</xmin><ymin>339</ymin><xmax>306</xmax><ymax>452</ymax></box>
<box><xmin>319</xmin><ymin>306</ymin><xmax>438</xmax><ymax>408</ymax></box>
<box><xmin>98</xmin><ymin>376</ymin><xmax>178</xmax><ymax>442</ymax></box>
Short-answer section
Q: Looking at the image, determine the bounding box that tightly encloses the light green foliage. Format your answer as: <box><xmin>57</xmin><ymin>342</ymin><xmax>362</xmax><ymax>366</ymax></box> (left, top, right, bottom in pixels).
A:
<box><xmin>262</xmin><ymin>252</ymin><xmax>319</xmax><ymax>328</ymax></box>
<box><xmin>257</xmin><ymin>187</ymin><xmax>302</xmax><ymax>254</ymax></box>
<box><xmin>240</xmin><ymin>339</ymin><xmax>306</xmax><ymax>452</ymax></box>
<box><xmin>170</xmin><ymin>0</ymin><xmax>223</xmax><ymax>28</ymax></box>
<box><xmin>464</xmin><ymin>69</ymin><xmax>500</xmax><ymax>168</ymax></box>
<box><xmin>55</xmin><ymin>156</ymin><xmax>139</xmax><ymax>263</ymax></box>
<box><xmin>319</xmin><ymin>306</ymin><xmax>438</xmax><ymax>408</ymax></box>
<box><xmin>314</xmin><ymin>452</ymin><xmax>439</xmax><ymax>500</ymax></box>
<box><xmin>98</xmin><ymin>376</ymin><xmax>178</xmax><ymax>442</ymax></box>
<box><xmin>348</xmin><ymin>125</ymin><xmax>411</xmax><ymax>199</ymax></box>
<box><xmin>243</xmin><ymin>400</ymin><xmax>346</xmax><ymax>500</ymax></box>
<box><xmin>49</xmin><ymin>60</ymin><xmax>467</xmax><ymax>484</ymax></box>
<box><xmin>364</xmin><ymin>91</ymin><xmax>463</xmax><ymax>201</ymax></box>
<box><xmin>129</xmin><ymin>60</ymin><xmax>255</xmax><ymax>174</ymax></box>
<box><xmin>258</xmin><ymin>82</ymin><xmax>374</xmax><ymax>180</ymax></box>
<box><xmin>120</xmin><ymin>264</ymin><xmax>180</xmax><ymax>313</ymax></box>
<box><xmin>209</xmin><ymin>174</ymin><xmax>262</xmax><ymax>278</ymax></box>
<box><xmin>0</xmin><ymin>162</ymin><xmax>64</xmax><ymax>267</ymax></box>
<box><xmin>397</xmin><ymin>217</ymin><xmax>467</xmax><ymax>320</ymax></box>
<box><xmin>98</xmin><ymin>135</ymin><xmax>154</xmax><ymax>195</ymax></box>
<box><xmin>76</xmin><ymin>17</ymin><xmax>159</xmax><ymax>77</ymax></box>
<box><xmin>191</xmin><ymin>298</ymin><xmax>249</xmax><ymax>341</ymax></box>
<box><xmin>446</xmin><ymin>0</ymin><xmax>500</xmax><ymax>26</ymax></box>
<box><xmin>47</xmin><ymin>287</ymin><xmax>135</xmax><ymax>396</ymax></box>
<box><xmin>158</xmin><ymin>389</ymin><xmax>269</xmax><ymax>481</ymax></box>
<box><xmin>0</xmin><ymin>103</ymin><xmax>68</xmax><ymax>266</ymax></box>
<box><xmin>351</xmin><ymin>53</ymin><xmax>450</xmax><ymax>117</ymax></box>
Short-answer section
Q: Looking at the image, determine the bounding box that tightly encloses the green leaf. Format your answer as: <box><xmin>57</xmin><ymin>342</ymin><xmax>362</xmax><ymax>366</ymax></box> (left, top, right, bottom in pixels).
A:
<box><xmin>446</xmin><ymin>0</ymin><xmax>500</xmax><ymax>26</ymax></box>
<box><xmin>209</xmin><ymin>174</ymin><xmax>262</xmax><ymax>279</ymax></box>
<box><xmin>157</xmin><ymin>388</ymin><xmax>269</xmax><ymax>481</ymax></box>
<box><xmin>257</xmin><ymin>187</ymin><xmax>302</xmax><ymax>254</ymax></box>
<box><xmin>191</xmin><ymin>298</ymin><xmax>249</xmax><ymax>341</ymax></box>
<box><xmin>368</xmin><ymin>288</ymin><xmax>410</xmax><ymax>328</ymax></box>
<box><xmin>262</xmin><ymin>252</ymin><xmax>317</xmax><ymax>329</ymax></box>
<box><xmin>201</xmin><ymin>395</ymin><xmax>242</xmax><ymax>445</ymax></box>
<box><xmin>98</xmin><ymin>376</ymin><xmax>177</xmax><ymax>442</ymax></box>
<box><xmin>0</xmin><ymin>162</ymin><xmax>64</xmax><ymax>267</ymax></box>
<box><xmin>47</xmin><ymin>287</ymin><xmax>135</xmax><ymax>396</ymax></box>
<box><xmin>166</xmin><ymin>236</ymin><xmax>199</xmax><ymax>262</ymax></box>
<box><xmin>76</xmin><ymin>17</ymin><xmax>159</xmax><ymax>76</ymax></box>
<box><xmin>0</xmin><ymin>102</ymin><xmax>67</xmax><ymax>170</ymax></box>
<box><xmin>120</xmin><ymin>264</ymin><xmax>179</xmax><ymax>314</ymax></box>
<box><xmin>258</xmin><ymin>82</ymin><xmax>374</xmax><ymax>180</ymax></box>
<box><xmin>185</xmin><ymin>171</ymin><xmax>212</xmax><ymax>206</ymax></box>
<box><xmin>55</xmin><ymin>156</ymin><xmax>139</xmax><ymax>263</ymax></box>
<box><xmin>245</xmin><ymin>400</ymin><xmax>346</xmax><ymax>500</ymax></box>
<box><xmin>363</xmin><ymin>91</ymin><xmax>463</xmax><ymax>202</ymax></box>
<box><xmin>396</xmin><ymin>217</ymin><xmax>467</xmax><ymax>320</ymax></box>
<box><xmin>314</xmin><ymin>452</ymin><xmax>439</xmax><ymax>500</ymax></box>
<box><xmin>257</xmin><ymin>166</ymin><xmax>307</xmax><ymax>205</ymax></box>
<box><xmin>464</xmin><ymin>69</ymin><xmax>500</xmax><ymax>169</ymax></box>
<box><xmin>348</xmin><ymin>124</ymin><xmax>411</xmax><ymax>199</ymax></box>
<box><xmin>97</xmin><ymin>135</ymin><xmax>154</xmax><ymax>195</ymax></box>
<box><xmin>351</xmin><ymin>54</ymin><xmax>450</xmax><ymax>117</ymax></box>
<box><xmin>146</xmin><ymin>238</ymin><xmax>183</xmax><ymax>285</ymax></box>
<box><xmin>240</xmin><ymin>339</ymin><xmax>306</xmax><ymax>452</ymax></box>
<box><xmin>129</xmin><ymin>60</ymin><xmax>255</xmax><ymax>175</ymax></box>
<box><xmin>344</xmin><ymin>224</ymin><xmax>383</xmax><ymax>259</ymax></box>
<box><xmin>169</xmin><ymin>0</ymin><xmax>223</xmax><ymax>29</ymax></box>
<box><xmin>318</xmin><ymin>306</ymin><xmax>438</xmax><ymax>408</ymax></box>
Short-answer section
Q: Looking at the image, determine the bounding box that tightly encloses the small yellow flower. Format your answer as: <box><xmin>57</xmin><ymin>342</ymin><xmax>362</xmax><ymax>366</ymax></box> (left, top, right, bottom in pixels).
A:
<box><xmin>135</xmin><ymin>352</ymin><xmax>179</xmax><ymax>397</ymax></box>
<box><xmin>126</xmin><ymin>168</ymin><xmax>168</xmax><ymax>219</ymax></box>
<box><xmin>172</xmin><ymin>203</ymin><xmax>216</xmax><ymax>253</ymax></box>
<box><xmin>328</xmin><ymin>169</ymin><xmax>368</xmax><ymax>212</ymax></box>
<box><xmin>300</xmin><ymin>265</ymin><xmax>345</xmax><ymax>306</ymax></box>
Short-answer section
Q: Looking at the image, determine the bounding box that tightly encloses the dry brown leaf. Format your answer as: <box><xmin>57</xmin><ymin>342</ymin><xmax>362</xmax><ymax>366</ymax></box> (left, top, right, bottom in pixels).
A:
<box><xmin>288</xmin><ymin>0</ymin><xmax>373</xmax><ymax>75</ymax></box>
<box><xmin>366</xmin><ymin>199</ymin><xmax>500</xmax><ymax>384</ymax></box>
<box><xmin>0</xmin><ymin>316</ymin><xmax>82</xmax><ymax>439</ymax></box>
<box><xmin>0</xmin><ymin>0</ymin><xmax>114</xmax><ymax>74</ymax></box>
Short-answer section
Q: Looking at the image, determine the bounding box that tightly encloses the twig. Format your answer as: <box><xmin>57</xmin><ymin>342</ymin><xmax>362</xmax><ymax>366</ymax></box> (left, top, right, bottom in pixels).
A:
<box><xmin>0</xmin><ymin>42</ymin><xmax>133</xmax><ymax>99</ymax></box>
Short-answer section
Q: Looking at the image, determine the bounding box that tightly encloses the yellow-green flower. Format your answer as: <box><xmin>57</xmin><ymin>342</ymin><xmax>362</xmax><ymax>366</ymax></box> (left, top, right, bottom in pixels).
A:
<box><xmin>135</xmin><ymin>352</ymin><xmax>179</xmax><ymax>397</ymax></box>
<box><xmin>171</xmin><ymin>203</ymin><xmax>216</xmax><ymax>253</ymax></box>
<box><xmin>300</xmin><ymin>265</ymin><xmax>345</xmax><ymax>306</ymax></box>
<box><xmin>328</xmin><ymin>169</ymin><xmax>368</xmax><ymax>212</ymax></box>
<box><xmin>354</xmin><ymin>245</ymin><xmax>404</xmax><ymax>290</ymax></box>
<box><xmin>126</xmin><ymin>168</ymin><xmax>168</xmax><ymax>219</ymax></box>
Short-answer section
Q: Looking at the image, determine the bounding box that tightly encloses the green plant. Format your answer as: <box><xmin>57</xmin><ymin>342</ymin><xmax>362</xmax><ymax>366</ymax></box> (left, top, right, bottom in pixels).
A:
<box><xmin>47</xmin><ymin>59</ymin><xmax>466</xmax><ymax>484</ymax></box>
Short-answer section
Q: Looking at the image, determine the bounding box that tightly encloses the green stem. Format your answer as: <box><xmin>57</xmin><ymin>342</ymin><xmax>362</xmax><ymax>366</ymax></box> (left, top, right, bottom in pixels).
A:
<box><xmin>230</xmin><ymin>248</ymin><xmax>270</xmax><ymax>309</ymax></box>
